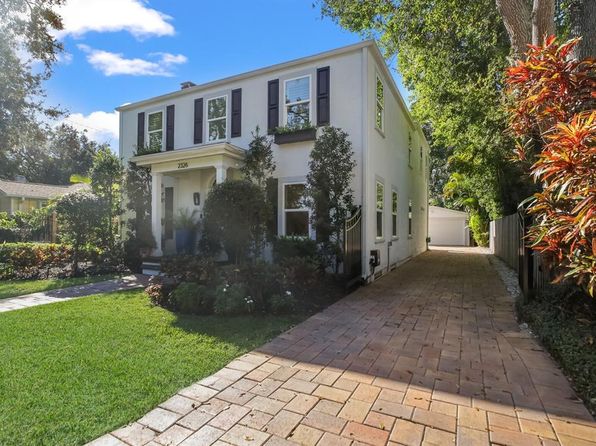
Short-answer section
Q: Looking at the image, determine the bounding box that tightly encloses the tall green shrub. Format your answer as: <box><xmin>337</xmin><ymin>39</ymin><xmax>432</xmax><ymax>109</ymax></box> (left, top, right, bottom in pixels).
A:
<box><xmin>304</xmin><ymin>126</ymin><xmax>355</xmax><ymax>270</ymax></box>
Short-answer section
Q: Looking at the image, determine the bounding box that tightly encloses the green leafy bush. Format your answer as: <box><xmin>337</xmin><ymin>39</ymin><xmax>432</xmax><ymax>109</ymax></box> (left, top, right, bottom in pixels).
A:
<box><xmin>170</xmin><ymin>282</ymin><xmax>215</xmax><ymax>315</ymax></box>
<box><xmin>518</xmin><ymin>286</ymin><xmax>596</xmax><ymax>415</ymax></box>
<box><xmin>268</xmin><ymin>292</ymin><xmax>298</xmax><ymax>315</ymax></box>
<box><xmin>273</xmin><ymin>236</ymin><xmax>319</xmax><ymax>263</ymax></box>
<box><xmin>160</xmin><ymin>255</ymin><xmax>216</xmax><ymax>284</ymax></box>
<box><xmin>279</xmin><ymin>256</ymin><xmax>322</xmax><ymax>299</ymax></box>
<box><xmin>469</xmin><ymin>213</ymin><xmax>489</xmax><ymax>247</ymax></box>
<box><xmin>213</xmin><ymin>283</ymin><xmax>252</xmax><ymax>315</ymax></box>
<box><xmin>145</xmin><ymin>278</ymin><xmax>176</xmax><ymax>309</ymax></box>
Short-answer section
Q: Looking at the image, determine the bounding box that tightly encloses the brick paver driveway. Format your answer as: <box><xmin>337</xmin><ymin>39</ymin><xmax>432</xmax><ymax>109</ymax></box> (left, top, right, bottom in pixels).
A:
<box><xmin>92</xmin><ymin>249</ymin><xmax>595</xmax><ymax>446</ymax></box>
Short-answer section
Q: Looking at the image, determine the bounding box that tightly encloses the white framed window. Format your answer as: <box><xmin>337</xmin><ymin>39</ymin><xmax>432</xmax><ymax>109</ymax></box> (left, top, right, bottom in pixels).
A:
<box><xmin>207</xmin><ymin>95</ymin><xmax>227</xmax><ymax>142</ymax></box>
<box><xmin>408</xmin><ymin>198</ymin><xmax>413</xmax><ymax>237</ymax></box>
<box><xmin>376</xmin><ymin>181</ymin><xmax>384</xmax><ymax>239</ymax></box>
<box><xmin>284</xmin><ymin>183</ymin><xmax>309</xmax><ymax>237</ymax></box>
<box><xmin>147</xmin><ymin>110</ymin><xmax>163</xmax><ymax>152</ymax></box>
<box><xmin>284</xmin><ymin>75</ymin><xmax>311</xmax><ymax>127</ymax></box>
<box><xmin>392</xmin><ymin>190</ymin><xmax>398</xmax><ymax>238</ymax></box>
<box><xmin>375</xmin><ymin>76</ymin><xmax>384</xmax><ymax>132</ymax></box>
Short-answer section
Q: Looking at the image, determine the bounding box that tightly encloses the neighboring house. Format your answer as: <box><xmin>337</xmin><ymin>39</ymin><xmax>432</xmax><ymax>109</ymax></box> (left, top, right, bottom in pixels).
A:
<box><xmin>118</xmin><ymin>40</ymin><xmax>430</xmax><ymax>281</ymax></box>
<box><xmin>428</xmin><ymin>206</ymin><xmax>470</xmax><ymax>246</ymax></box>
<box><xmin>0</xmin><ymin>179</ymin><xmax>87</xmax><ymax>215</ymax></box>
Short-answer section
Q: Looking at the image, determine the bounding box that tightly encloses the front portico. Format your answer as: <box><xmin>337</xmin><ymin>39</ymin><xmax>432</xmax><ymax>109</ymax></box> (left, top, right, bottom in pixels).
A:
<box><xmin>131</xmin><ymin>143</ymin><xmax>245</xmax><ymax>256</ymax></box>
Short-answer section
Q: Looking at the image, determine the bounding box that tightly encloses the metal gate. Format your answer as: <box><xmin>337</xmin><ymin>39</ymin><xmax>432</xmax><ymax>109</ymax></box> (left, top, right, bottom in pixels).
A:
<box><xmin>344</xmin><ymin>206</ymin><xmax>362</xmax><ymax>286</ymax></box>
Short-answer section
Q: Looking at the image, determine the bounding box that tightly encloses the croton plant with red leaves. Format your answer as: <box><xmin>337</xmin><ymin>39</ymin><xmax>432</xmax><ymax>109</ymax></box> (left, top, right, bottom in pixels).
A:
<box><xmin>505</xmin><ymin>36</ymin><xmax>596</xmax><ymax>295</ymax></box>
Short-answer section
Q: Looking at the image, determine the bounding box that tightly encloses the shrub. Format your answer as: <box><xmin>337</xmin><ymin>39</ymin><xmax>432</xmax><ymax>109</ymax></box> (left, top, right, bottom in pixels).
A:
<box><xmin>268</xmin><ymin>292</ymin><xmax>298</xmax><ymax>315</ymax></box>
<box><xmin>161</xmin><ymin>255</ymin><xmax>216</xmax><ymax>284</ymax></box>
<box><xmin>145</xmin><ymin>276</ymin><xmax>177</xmax><ymax>308</ymax></box>
<box><xmin>469</xmin><ymin>213</ymin><xmax>489</xmax><ymax>247</ymax></box>
<box><xmin>0</xmin><ymin>242</ymin><xmax>99</xmax><ymax>280</ymax></box>
<box><xmin>505</xmin><ymin>37</ymin><xmax>596</xmax><ymax>295</ymax></box>
<box><xmin>213</xmin><ymin>283</ymin><xmax>252</xmax><ymax>315</ymax></box>
<box><xmin>238</xmin><ymin>260</ymin><xmax>279</xmax><ymax>310</ymax></box>
<box><xmin>202</xmin><ymin>180</ymin><xmax>270</xmax><ymax>263</ymax></box>
<box><xmin>273</xmin><ymin>236</ymin><xmax>319</xmax><ymax>263</ymax></box>
<box><xmin>279</xmin><ymin>256</ymin><xmax>322</xmax><ymax>299</ymax></box>
<box><xmin>170</xmin><ymin>282</ymin><xmax>215</xmax><ymax>315</ymax></box>
<box><xmin>55</xmin><ymin>191</ymin><xmax>105</xmax><ymax>273</ymax></box>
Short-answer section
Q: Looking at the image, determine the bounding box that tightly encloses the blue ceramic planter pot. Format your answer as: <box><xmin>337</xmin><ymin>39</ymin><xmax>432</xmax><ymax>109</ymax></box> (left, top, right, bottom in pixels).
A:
<box><xmin>175</xmin><ymin>228</ymin><xmax>195</xmax><ymax>254</ymax></box>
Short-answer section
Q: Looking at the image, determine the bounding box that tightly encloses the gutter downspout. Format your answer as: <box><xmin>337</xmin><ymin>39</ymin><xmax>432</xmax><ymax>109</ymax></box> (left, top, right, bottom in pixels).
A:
<box><xmin>361</xmin><ymin>47</ymin><xmax>371</xmax><ymax>283</ymax></box>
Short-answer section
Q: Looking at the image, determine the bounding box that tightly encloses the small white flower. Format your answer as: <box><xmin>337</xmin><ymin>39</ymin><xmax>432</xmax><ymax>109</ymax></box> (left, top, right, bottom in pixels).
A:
<box><xmin>285</xmin><ymin>290</ymin><xmax>292</xmax><ymax>296</ymax></box>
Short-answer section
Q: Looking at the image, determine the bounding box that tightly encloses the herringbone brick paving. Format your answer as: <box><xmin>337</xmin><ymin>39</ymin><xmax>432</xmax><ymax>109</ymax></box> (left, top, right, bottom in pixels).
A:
<box><xmin>90</xmin><ymin>249</ymin><xmax>595</xmax><ymax>446</ymax></box>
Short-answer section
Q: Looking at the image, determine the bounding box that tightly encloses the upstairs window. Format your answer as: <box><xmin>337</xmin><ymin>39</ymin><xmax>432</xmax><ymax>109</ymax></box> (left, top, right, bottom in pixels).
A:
<box><xmin>376</xmin><ymin>181</ymin><xmax>384</xmax><ymax>239</ymax></box>
<box><xmin>284</xmin><ymin>183</ymin><xmax>309</xmax><ymax>237</ymax></box>
<box><xmin>207</xmin><ymin>95</ymin><xmax>227</xmax><ymax>142</ymax></box>
<box><xmin>376</xmin><ymin>76</ymin><xmax>384</xmax><ymax>131</ymax></box>
<box><xmin>284</xmin><ymin>76</ymin><xmax>310</xmax><ymax>126</ymax></box>
<box><xmin>392</xmin><ymin>190</ymin><xmax>398</xmax><ymax>238</ymax></box>
<box><xmin>147</xmin><ymin>111</ymin><xmax>163</xmax><ymax>152</ymax></box>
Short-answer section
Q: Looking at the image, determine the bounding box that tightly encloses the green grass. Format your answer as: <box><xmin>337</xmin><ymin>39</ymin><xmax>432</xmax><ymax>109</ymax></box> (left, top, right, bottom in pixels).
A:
<box><xmin>0</xmin><ymin>275</ymin><xmax>117</xmax><ymax>300</ymax></box>
<box><xmin>0</xmin><ymin>289</ymin><xmax>304</xmax><ymax>446</ymax></box>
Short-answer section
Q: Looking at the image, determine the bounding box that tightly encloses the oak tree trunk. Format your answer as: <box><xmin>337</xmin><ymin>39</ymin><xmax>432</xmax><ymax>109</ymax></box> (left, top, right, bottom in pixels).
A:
<box><xmin>495</xmin><ymin>0</ymin><xmax>532</xmax><ymax>56</ymax></box>
<box><xmin>531</xmin><ymin>0</ymin><xmax>555</xmax><ymax>45</ymax></box>
<box><xmin>569</xmin><ymin>0</ymin><xmax>596</xmax><ymax>59</ymax></box>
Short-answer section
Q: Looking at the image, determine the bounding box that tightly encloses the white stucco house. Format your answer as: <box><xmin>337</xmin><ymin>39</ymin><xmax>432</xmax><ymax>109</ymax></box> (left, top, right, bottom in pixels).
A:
<box><xmin>428</xmin><ymin>206</ymin><xmax>470</xmax><ymax>246</ymax></box>
<box><xmin>118</xmin><ymin>40</ymin><xmax>430</xmax><ymax>282</ymax></box>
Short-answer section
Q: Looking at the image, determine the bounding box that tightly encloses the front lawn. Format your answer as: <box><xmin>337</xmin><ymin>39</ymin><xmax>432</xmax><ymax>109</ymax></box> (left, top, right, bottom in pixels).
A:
<box><xmin>0</xmin><ymin>274</ymin><xmax>117</xmax><ymax>300</ymax></box>
<box><xmin>0</xmin><ymin>289</ymin><xmax>304</xmax><ymax>446</ymax></box>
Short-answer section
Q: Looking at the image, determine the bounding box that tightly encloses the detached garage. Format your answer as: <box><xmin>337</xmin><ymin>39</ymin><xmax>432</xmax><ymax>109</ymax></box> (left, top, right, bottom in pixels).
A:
<box><xmin>428</xmin><ymin>206</ymin><xmax>470</xmax><ymax>246</ymax></box>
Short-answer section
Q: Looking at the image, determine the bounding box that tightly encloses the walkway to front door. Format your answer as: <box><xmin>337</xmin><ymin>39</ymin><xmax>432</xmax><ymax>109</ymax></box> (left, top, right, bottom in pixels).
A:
<box><xmin>90</xmin><ymin>248</ymin><xmax>595</xmax><ymax>446</ymax></box>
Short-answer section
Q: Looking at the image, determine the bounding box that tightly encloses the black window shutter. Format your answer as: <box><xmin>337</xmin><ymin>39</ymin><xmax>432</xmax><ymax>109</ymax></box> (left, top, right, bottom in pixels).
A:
<box><xmin>267</xmin><ymin>79</ymin><xmax>279</xmax><ymax>134</ymax></box>
<box><xmin>166</xmin><ymin>105</ymin><xmax>175</xmax><ymax>151</ymax></box>
<box><xmin>193</xmin><ymin>98</ymin><xmax>203</xmax><ymax>144</ymax></box>
<box><xmin>231</xmin><ymin>88</ymin><xmax>242</xmax><ymax>137</ymax></box>
<box><xmin>137</xmin><ymin>112</ymin><xmax>145</xmax><ymax>149</ymax></box>
<box><xmin>317</xmin><ymin>66</ymin><xmax>330</xmax><ymax>126</ymax></box>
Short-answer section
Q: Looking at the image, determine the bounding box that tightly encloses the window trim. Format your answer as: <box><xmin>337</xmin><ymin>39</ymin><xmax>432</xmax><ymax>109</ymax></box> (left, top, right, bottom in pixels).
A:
<box><xmin>391</xmin><ymin>189</ymin><xmax>398</xmax><ymax>239</ymax></box>
<box><xmin>206</xmin><ymin>94</ymin><xmax>228</xmax><ymax>143</ymax></box>
<box><xmin>375</xmin><ymin>180</ymin><xmax>384</xmax><ymax>240</ymax></box>
<box><xmin>283</xmin><ymin>74</ymin><xmax>312</xmax><ymax>127</ymax></box>
<box><xmin>146</xmin><ymin>109</ymin><xmax>164</xmax><ymax>152</ymax></box>
<box><xmin>282</xmin><ymin>182</ymin><xmax>311</xmax><ymax>238</ymax></box>
<box><xmin>375</xmin><ymin>75</ymin><xmax>384</xmax><ymax>133</ymax></box>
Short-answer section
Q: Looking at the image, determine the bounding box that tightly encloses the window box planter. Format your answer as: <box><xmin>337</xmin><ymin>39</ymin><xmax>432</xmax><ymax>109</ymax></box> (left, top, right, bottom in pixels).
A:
<box><xmin>274</xmin><ymin>128</ymin><xmax>317</xmax><ymax>145</ymax></box>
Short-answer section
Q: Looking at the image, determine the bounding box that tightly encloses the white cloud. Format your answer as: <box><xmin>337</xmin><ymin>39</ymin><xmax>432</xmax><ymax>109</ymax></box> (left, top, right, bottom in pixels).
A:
<box><xmin>60</xmin><ymin>111</ymin><xmax>120</xmax><ymax>151</ymax></box>
<box><xmin>56</xmin><ymin>0</ymin><xmax>174</xmax><ymax>39</ymax></box>
<box><xmin>78</xmin><ymin>44</ymin><xmax>187</xmax><ymax>76</ymax></box>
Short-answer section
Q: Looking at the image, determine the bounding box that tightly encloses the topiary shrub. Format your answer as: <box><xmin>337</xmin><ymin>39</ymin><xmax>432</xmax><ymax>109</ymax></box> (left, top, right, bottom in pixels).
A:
<box><xmin>213</xmin><ymin>283</ymin><xmax>252</xmax><ymax>315</ymax></box>
<box><xmin>170</xmin><ymin>282</ymin><xmax>215</xmax><ymax>315</ymax></box>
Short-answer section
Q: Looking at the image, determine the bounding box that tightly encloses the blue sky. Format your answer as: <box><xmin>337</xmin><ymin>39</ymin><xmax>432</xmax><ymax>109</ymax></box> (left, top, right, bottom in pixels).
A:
<box><xmin>47</xmin><ymin>0</ymin><xmax>408</xmax><ymax>150</ymax></box>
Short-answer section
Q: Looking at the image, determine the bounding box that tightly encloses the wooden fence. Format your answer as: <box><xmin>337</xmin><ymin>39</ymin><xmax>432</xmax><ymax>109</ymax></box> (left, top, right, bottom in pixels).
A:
<box><xmin>490</xmin><ymin>212</ymin><xmax>553</xmax><ymax>297</ymax></box>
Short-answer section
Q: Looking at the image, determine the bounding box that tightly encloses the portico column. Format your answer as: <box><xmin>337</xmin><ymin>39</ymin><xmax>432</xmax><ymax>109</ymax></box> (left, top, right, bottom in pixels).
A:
<box><xmin>215</xmin><ymin>164</ymin><xmax>227</xmax><ymax>184</ymax></box>
<box><xmin>151</xmin><ymin>171</ymin><xmax>163</xmax><ymax>256</ymax></box>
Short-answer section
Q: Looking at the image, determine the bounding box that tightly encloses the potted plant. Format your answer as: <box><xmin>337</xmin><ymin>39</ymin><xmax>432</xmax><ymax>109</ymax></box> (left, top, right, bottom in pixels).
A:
<box><xmin>174</xmin><ymin>208</ymin><xmax>199</xmax><ymax>254</ymax></box>
<box><xmin>273</xmin><ymin>122</ymin><xmax>317</xmax><ymax>144</ymax></box>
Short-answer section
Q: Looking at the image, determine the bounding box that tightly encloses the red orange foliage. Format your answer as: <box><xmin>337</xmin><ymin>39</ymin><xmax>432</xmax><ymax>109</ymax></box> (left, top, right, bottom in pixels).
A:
<box><xmin>505</xmin><ymin>37</ymin><xmax>596</xmax><ymax>295</ymax></box>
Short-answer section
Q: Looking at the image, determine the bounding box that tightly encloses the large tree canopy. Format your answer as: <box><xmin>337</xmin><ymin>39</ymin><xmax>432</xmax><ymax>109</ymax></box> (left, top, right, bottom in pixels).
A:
<box><xmin>319</xmin><ymin>0</ymin><xmax>531</xmax><ymax>244</ymax></box>
<box><xmin>0</xmin><ymin>0</ymin><xmax>64</xmax><ymax>166</ymax></box>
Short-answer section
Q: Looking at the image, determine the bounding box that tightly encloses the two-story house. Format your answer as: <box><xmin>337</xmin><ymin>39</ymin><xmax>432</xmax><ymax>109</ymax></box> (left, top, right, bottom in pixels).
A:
<box><xmin>118</xmin><ymin>40</ymin><xmax>429</xmax><ymax>282</ymax></box>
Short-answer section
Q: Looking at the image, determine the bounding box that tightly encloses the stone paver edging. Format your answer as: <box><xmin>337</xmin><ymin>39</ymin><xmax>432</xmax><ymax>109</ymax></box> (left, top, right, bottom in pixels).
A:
<box><xmin>89</xmin><ymin>250</ymin><xmax>595</xmax><ymax>446</ymax></box>
<box><xmin>0</xmin><ymin>274</ymin><xmax>148</xmax><ymax>313</ymax></box>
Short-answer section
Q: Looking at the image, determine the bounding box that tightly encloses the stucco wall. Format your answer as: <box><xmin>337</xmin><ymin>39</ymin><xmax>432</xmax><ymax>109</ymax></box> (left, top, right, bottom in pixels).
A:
<box><xmin>363</xmin><ymin>48</ymin><xmax>429</xmax><ymax>278</ymax></box>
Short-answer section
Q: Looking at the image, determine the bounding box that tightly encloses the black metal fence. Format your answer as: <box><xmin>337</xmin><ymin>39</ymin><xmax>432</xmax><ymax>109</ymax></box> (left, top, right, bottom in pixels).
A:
<box><xmin>343</xmin><ymin>206</ymin><xmax>362</xmax><ymax>287</ymax></box>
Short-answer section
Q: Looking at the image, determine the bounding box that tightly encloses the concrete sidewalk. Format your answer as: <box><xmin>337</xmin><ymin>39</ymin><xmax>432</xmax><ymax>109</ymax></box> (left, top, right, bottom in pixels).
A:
<box><xmin>0</xmin><ymin>274</ymin><xmax>148</xmax><ymax>313</ymax></box>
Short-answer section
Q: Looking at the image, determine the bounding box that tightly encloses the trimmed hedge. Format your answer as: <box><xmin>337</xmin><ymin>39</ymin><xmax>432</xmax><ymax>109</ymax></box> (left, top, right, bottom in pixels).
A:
<box><xmin>0</xmin><ymin>243</ymin><xmax>99</xmax><ymax>280</ymax></box>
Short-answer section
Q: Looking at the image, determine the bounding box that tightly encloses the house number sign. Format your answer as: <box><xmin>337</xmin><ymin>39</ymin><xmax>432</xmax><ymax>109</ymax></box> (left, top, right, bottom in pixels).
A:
<box><xmin>178</xmin><ymin>162</ymin><xmax>189</xmax><ymax>169</ymax></box>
